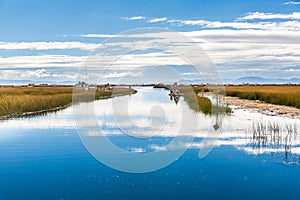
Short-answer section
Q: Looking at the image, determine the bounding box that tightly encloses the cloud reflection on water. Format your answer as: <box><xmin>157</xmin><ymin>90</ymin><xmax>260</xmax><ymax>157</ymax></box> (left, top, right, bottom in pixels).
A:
<box><xmin>1</xmin><ymin>87</ymin><xmax>300</xmax><ymax>164</ymax></box>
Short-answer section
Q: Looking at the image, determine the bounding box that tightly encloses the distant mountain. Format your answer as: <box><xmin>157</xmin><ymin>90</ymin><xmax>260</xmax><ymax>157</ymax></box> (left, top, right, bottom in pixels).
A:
<box><xmin>234</xmin><ymin>76</ymin><xmax>266</xmax><ymax>84</ymax></box>
<box><xmin>178</xmin><ymin>76</ymin><xmax>300</xmax><ymax>85</ymax></box>
<box><xmin>233</xmin><ymin>76</ymin><xmax>300</xmax><ymax>84</ymax></box>
<box><xmin>178</xmin><ymin>78</ymin><xmax>234</xmax><ymax>84</ymax></box>
<box><xmin>289</xmin><ymin>78</ymin><xmax>300</xmax><ymax>83</ymax></box>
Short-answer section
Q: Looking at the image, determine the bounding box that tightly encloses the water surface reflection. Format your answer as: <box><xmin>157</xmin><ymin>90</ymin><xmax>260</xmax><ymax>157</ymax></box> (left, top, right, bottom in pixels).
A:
<box><xmin>1</xmin><ymin>87</ymin><xmax>300</xmax><ymax>199</ymax></box>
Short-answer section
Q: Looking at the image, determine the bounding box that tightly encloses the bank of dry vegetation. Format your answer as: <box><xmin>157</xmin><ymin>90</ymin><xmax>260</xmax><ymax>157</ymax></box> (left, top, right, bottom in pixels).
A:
<box><xmin>0</xmin><ymin>87</ymin><xmax>136</xmax><ymax>119</ymax></box>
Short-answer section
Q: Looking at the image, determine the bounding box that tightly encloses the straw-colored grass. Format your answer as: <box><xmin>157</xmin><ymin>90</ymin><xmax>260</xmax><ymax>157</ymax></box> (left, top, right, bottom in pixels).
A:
<box><xmin>225</xmin><ymin>85</ymin><xmax>300</xmax><ymax>109</ymax></box>
<box><xmin>180</xmin><ymin>87</ymin><xmax>212</xmax><ymax>114</ymax></box>
<box><xmin>192</xmin><ymin>85</ymin><xmax>300</xmax><ymax>109</ymax></box>
<box><xmin>0</xmin><ymin>87</ymin><xmax>137</xmax><ymax>119</ymax></box>
<box><xmin>179</xmin><ymin>86</ymin><xmax>230</xmax><ymax>115</ymax></box>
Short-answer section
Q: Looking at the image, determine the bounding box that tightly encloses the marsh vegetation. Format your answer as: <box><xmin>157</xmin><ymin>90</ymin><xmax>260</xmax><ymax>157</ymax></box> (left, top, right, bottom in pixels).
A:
<box><xmin>225</xmin><ymin>85</ymin><xmax>300</xmax><ymax>109</ymax></box>
<box><xmin>0</xmin><ymin>87</ymin><xmax>136</xmax><ymax>119</ymax></box>
<box><xmin>193</xmin><ymin>85</ymin><xmax>300</xmax><ymax>109</ymax></box>
<box><xmin>178</xmin><ymin>86</ymin><xmax>230</xmax><ymax>115</ymax></box>
<box><xmin>250</xmin><ymin>120</ymin><xmax>299</xmax><ymax>163</ymax></box>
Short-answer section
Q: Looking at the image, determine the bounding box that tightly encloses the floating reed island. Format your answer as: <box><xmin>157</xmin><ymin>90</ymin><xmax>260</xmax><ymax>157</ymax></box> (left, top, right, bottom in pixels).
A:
<box><xmin>155</xmin><ymin>84</ymin><xmax>300</xmax><ymax>115</ymax></box>
<box><xmin>0</xmin><ymin>85</ymin><xmax>137</xmax><ymax>120</ymax></box>
<box><xmin>179</xmin><ymin>86</ymin><xmax>229</xmax><ymax>115</ymax></box>
<box><xmin>154</xmin><ymin>83</ymin><xmax>231</xmax><ymax>115</ymax></box>
<box><xmin>187</xmin><ymin>84</ymin><xmax>300</xmax><ymax>119</ymax></box>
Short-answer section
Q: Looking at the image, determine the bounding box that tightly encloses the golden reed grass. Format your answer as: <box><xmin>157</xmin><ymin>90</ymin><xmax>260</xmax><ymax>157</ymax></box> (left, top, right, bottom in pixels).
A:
<box><xmin>225</xmin><ymin>85</ymin><xmax>300</xmax><ymax>109</ymax></box>
<box><xmin>0</xmin><ymin>87</ymin><xmax>137</xmax><ymax>119</ymax></box>
<box><xmin>192</xmin><ymin>85</ymin><xmax>300</xmax><ymax>109</ymax></box>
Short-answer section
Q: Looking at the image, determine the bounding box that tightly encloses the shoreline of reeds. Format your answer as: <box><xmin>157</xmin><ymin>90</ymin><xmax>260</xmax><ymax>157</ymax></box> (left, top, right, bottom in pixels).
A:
<box><xmin>0</xmin><ymin>87</ymin><xmax>137</xmax><ymax>120</ymax></box>
<box><xmin>225</xmin><ymin>85</ymin><xmax>300</xmax><ymax>109</ymax></box>
<box><xmin>0</xmin><ymin>104</ymin><xmax>71</xmax><ymax>120</ymax></box>
<box><xmin>179</xmin><ymin>86</ymin><xmax>230</xmax><ymax>115</ymax></box>
<box><xmin>192</xmin><ymin>85</ymin><xmax>300</xmax><ymax>110</ymax></box>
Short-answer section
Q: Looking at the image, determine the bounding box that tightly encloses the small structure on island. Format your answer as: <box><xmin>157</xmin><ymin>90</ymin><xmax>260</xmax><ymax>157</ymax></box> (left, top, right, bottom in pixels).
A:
<box><xmin>104</xmin><ymin>83</ymin><xmax>112</xmax><ymax>91</ymax></box>
<box><xmin>97</xmin><ymin>83</ymin><xmax>113</xmax><ymax>92</ymax></box>
<box><xmin>170</xmin><ymin>82</ymin><xmax>181</xmax><ymax>96</ymax></box>
<box><xmin>75</xmin><ymin>81</ymin><xmax>89</xmax><ymax>91</ymax></box>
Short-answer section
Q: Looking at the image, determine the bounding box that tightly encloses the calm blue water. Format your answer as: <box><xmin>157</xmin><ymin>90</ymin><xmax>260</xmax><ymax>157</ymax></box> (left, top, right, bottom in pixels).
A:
<box><xmin>1</xmin><ymin>87</ymin><xmax>300</xmax><ymax>199</ymax></box>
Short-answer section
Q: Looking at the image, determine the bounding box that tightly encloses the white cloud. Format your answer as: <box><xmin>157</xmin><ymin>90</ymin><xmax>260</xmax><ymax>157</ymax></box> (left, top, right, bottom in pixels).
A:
<box><xmin>1</xmin><ymin>11</ymin><xmax>300</xmax><ymax>81</ymax></box>
<box><xmin>238</xmin><ymin>11</ymin><xmax>300</xmax><ymax>20</ymax></box>
<box><xmin>0</xmin><ymin>68</ymin><xmax>77</xmax><ymax>81</ymax></box>
<box><xmin>284</xmin><ymin>1</ymin><xmax>300</xmax><ymax>5</ymax></box>
<box><xmin>101</xmin><ymin>71</ymin><xmax>142</xmax><ymax>79</ymax></box>
<box><xmin>85</xmin><ymin>29</ymin><xmax>300</xmax><ymax>66</ymax></box>
<box><xmin>21</xmin><ymin>69</ymin><xmax>51</xmax><ymax>78</ymax></box>
<box><xmin>130</xmin><ymin>147</ymin><xmax>145</xmax><ymax>153</ymax></box>
<box><xmin>141</xmin><ymin>12</ymin><xmax>300</xmax><ymax>31</ymax></box>
<box><xmin>0</xmin><ymin>41</ymin><xmax>97</xmax><ymax>50</ymax></box>
<box><xmin>182</xmin><ymin>29</ymin><xmax>300</xmax><ymax>44</ymax></box>
<box><xmin>79</xmin><ymin>34</ymin><xmax>118</xmax><ymax>38</ymax></box>
<box><xmin>122</xmin><ymin>16</ymin><xmax>145</xmax><ymax>21</ymax></box>
<box><xmin>182</xmin><ymin>72</ymin><xmax>197</xmax><ymax>76</ymax></box>
<box><xmin>148</xmin><ymin>17</ymin><xmax>168</xmax><ymax>23</ymax></box>
<box><xmin>0</xmin><ymin>55</ymin><xmax>86</xmax><ymax>68</ymax></box>
<box><xmin>1</xmin><ymin>27</ymin><xmax>300</xmax><ymax>81</ymax></box>
<box><xmin>194</xmin><ymin>33</ymin><xmax>300</xmax><ymax>68</ymax></box>
<box><xmin>166</xmin><ymin>18</ymin><xmax>300</xmax><ymax>31</ymax></box>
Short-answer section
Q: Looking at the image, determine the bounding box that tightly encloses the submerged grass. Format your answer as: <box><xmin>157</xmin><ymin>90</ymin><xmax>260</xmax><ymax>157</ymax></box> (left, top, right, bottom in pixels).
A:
<box><xmin>0</xmin><ymin>87</ymin><xmax>137</xmax><ymax>119</ymax></box>
<box><xmin>251</xmin><ymin>120</ymin><xmax>299</xmax><ymax>162</ymax></box>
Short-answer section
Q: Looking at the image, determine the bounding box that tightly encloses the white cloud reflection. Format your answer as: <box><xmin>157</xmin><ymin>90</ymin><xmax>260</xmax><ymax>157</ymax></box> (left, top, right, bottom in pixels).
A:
<box><xmin>1</xmin><ymin>87</ymin><xmax>300</xmax><ymax>166</ymax></box>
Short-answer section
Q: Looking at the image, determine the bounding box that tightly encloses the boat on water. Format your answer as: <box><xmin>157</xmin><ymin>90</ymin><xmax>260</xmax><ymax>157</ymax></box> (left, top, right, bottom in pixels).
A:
<box><xmin>169</xmin><ymin>82</ymin><xmax>183</xmax><ymax>104</ymax></box>
<box><xmin>168</xmin><ymin>82</ymin><xmax>183</xmax><ymax>96</ymax></box>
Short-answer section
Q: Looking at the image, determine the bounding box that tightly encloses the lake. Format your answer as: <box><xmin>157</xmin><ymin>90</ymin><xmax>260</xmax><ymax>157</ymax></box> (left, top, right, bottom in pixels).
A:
<box><xmin>1</xmin><ymin>87</ymin><xmax>300</xmax><ymax>199</ymax></box>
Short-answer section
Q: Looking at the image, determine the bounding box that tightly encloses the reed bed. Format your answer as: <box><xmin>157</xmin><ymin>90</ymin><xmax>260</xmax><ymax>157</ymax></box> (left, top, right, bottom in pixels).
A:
<box><xmin>0</xmin><ymin>94</ymin><xmax>72</xmax><ymax>118</ymax></box>
<box><xmin>0</xmin><ymin>87</ymin><xmax>72</xmax><ymax>118</ymax></box>
<box><xmin>193</xmin><ymin>85</ymin><xmax>300</xmax><ymax>109</ymax></box>
<box><xmin>225</xmin><ymin>85</ymin><xmax>300</xmax><ymax>109</ymax></box>
<box><xmin>182</xmin><ymin>92</ymin><xmax>212</xmax><ymax>114</ymax></box>
<box><xmin>0</xmin><ymin>87</ymin><xmax>137</xmax><ymax>119</ymax></box>
<box><xmin>251</xmin><ymin>120</ymin><xmax>299</xmax><ymax>159</ymax></box>
<box><xmin>251</xmin><ymin>120</ymin><xmax>300</xmax><ymax>164</ymax></box>
<box><xmin>179</xmin><ymin>86</ymin><xmax>229</xmax><ymax>115</ymax></box>
<box><xmin>252</xmin><ymin>121</ymin><xmax>298</xmax><ymax>141</ymax></box>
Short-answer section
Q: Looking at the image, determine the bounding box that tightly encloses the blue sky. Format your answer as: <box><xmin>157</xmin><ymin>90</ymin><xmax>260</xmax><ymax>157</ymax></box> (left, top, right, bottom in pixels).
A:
<box><xmin>0</xmin><ymin>0</ymin><xmax>299</xmax><ymax>84</ymax></box>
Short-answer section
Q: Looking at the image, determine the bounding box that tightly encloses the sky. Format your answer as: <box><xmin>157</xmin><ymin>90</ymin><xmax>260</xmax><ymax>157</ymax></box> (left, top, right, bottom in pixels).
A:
<box><xmin>0</xmin><ymin>0</ymin><xmax>299</xmax><ymax>84</ymax></box>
